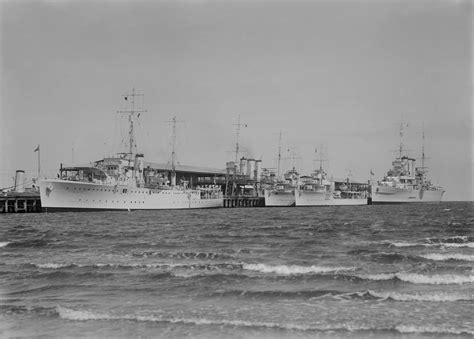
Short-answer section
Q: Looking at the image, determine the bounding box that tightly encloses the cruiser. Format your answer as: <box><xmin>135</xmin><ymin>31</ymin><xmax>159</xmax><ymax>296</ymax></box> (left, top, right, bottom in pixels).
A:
<box><xmin>370</xmin><ymin>124</ymin><xmax>445</xmax><ymax>204</ymax></box>
<box><xmin>39</xmin><ymin>90</ymin><xmax>223</xmax><ymax>211</ymax></box>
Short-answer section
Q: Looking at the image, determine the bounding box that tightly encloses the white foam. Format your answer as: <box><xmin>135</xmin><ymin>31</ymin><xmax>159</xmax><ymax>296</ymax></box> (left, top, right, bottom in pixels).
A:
<box><xmin>57</xmin><ymin>306</ymin><xmax>120</xmax><ymax>321</ymax></box>
<box><xmin>388</xmin><ymin>241</ymin><xmax>434</xmax><ymax>248</ymax></box>
<box><xmin>384</xmin><ymin>239</ymin><xmax>474</xmax><ymax>248</ymax></box>
<box><xmin>360</xmin><ymin>272</ymin><xmax>474</xmax><ymax>285</ymax></box>
<box><xmin>56</xmin><ymin>306</ymin><xmax>474</xmax><ymax>335</ymax></box>
<box><xmin>35</xmin><ymin>263</ymin><xmax>71</xmax><ymax>269</ymax></box>
<box><xmin>362</xmin><ymin>273</ymin><xmax>396</xmax><ymax>281</ymax></box>
<box><xmin>441</xmin><ymin>242</ymin><xmax>474</xmax><ymax>248</ymax></box>
<box><xmin>243</xmin><ymin>263</ymin><xmax>355</xmax><ymax>275</ymax></box>
<box><xmin>0</xmin><ymin>242</ymin><xmax>10</xmax><ymax>248</ymax></box>
<box><xmin>367</xmin><ymin>290</ymin><xmax>472</xmax><ymax>302</ymax></box>
<box><xmin>56</xmin><ymin>306</ymin><xmax>372</xmax><ymax>332</ymax></box>
<box><xmin>420</xmin><ymin>253</ymin><xmax>474</xmax><ymax>261</ymax></box>
<box><xmin>397</xmin><ymin>273</ymin><xmax>474</xmax><ymax>285</ymax></box>
<box><xmin>396</xmin><ymin>324</ymin><xmax>473</xmax><ymax>335</ymax></box>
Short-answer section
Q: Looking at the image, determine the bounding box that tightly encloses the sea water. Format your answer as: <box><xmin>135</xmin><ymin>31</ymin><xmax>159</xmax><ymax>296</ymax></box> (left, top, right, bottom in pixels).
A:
<box><xmin>0</xmin><ymin>202</ymin><xmax>472</xmax><ymax>338</ymax></box>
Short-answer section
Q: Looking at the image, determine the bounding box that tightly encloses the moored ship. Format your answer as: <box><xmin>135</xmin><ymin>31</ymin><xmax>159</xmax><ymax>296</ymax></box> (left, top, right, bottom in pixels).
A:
<box><xmin>294</xmin><ymin>147</ymin><xmax>368</xmax><ymax>206</ymax></box>
<box><xmin>39</xmin><ymin>90</ymin><xmax>223</xmax><ymax>211</ymax></box>
<box><xmin>370</xmin><ymin>125</ymin><xmax>445</xmax><ymax>204</ymax></box>
<box><xmin>295</xmin><ymin>170</ymin><xmax>368</xmax><ymax>206</ymax></box>
<box><xmin>263</xmin><ymin>168</ymin><xmax>298</xmax><ymax>207</ymax></box>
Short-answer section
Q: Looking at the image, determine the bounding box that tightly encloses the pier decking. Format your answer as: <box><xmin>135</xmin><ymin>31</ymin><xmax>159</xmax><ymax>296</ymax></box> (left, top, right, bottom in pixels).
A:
<box><xmin>223</xmin><ymin>196</ymin><xmax>265</xmax><ymax>208</ymax></box>
<box><xmin>0</xmin><ymin>192</ymin><xmax>42</xmax><ymax>213</ymax></box>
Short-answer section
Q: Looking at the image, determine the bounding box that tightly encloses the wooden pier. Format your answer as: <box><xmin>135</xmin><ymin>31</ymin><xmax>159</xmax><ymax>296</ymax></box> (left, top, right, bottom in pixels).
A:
<box><xmin>0</xmin><ymin>192</ymin><xmax>42</xmax><ymax>213</ymax></box>
<box><xmin>223</xmin><ymin>196</ymin><xmax>265</xmax><ymax>208</ymax></box>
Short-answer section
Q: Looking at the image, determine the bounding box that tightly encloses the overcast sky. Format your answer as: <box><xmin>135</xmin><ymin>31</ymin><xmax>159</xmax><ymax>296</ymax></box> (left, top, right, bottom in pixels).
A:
<box><xmin>1</xmin><ymin>0</ymin><xmax>472</xmax><ymax>200</ymax></box>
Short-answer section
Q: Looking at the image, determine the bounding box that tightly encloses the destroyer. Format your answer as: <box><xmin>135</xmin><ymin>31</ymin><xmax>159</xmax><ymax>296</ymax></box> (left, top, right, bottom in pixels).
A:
<box><xmin>295</xmin><ymin>150</ymin><xmax>368</xmax><ymax>206</ymax></box>
<box><xmin>39</xmin><ymin>90</ymin><xmax>223</xmax><ymax>211</ymax></box>
<box><xmin>263</xmin><ymin>168</ymin><xmax>298</xmax><ymax>207</ymax></box>
<box><xmin>370</xmin><ymin>124</ymin><xmax>445</xmax><ymax>204</ymax></box>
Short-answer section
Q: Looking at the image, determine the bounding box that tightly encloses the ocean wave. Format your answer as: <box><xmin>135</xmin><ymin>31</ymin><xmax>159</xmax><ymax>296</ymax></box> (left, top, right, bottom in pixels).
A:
<box><xmin>361</xmin><ymin>290</ymin><xmax>472</xmax><ymax>302</ymax></box>
<box><xmin>56</xmin><ymin>306</ymin><xmax>474</xmax><ymax>335</ymax></box>
<box><xmin>427</xmin><ymin>236</ymin><xmax>473</xmax><ymax>244</ymax></box>
<box><xmin>381</xmin><ymin>239</ymin><xmax>474</xmax><ymax>248</ymax></box>
<box><xmin>0</xmin><ymin>242</ymin><xmax>10</xmax><ymax>248</ymax></box>
<box><xmin>211</xmin><ymin>289</ymin><xmax>342</xmax><ymax>299</ymax></box>
<box><xmin>131</xmin><ymin>251</ymin><xmax>233</xmax><ymax>260</ymax></box>
<box><xmin>242</xmin><ymin>263</ymin><xmax>356</xmax><ymax>275</ymax></box>
<box><xmin>439</xmin><ymin>243</ymin><xmax>474</xmax><ymax>248</ymax></box>
<box><xmin>395</xmin><ymin>325</ymin><xmax>473</xmax><ymax>335</ymax></box>
<box><xmin>419</xmin><ymin>253</ymin><xmax>474</xmax><ymax>261</ymax></box>
<box><xmin>6</xmin><ymin>239</ymin><xmax>50</xmax><ymax>248</ymax></box>
<box><xmin>384</xmin><ymin>241</ymin><xmax>435</xmax><ymax>248</ymax></box>
<box><xmin>35</xmin><ymin>263</ymin><xmax>74</xmax><ymax>269</ymax></box>
<box><xmin>359</xmin><ymin>272</ymin><xmax>474</xmax><ymax>285</ymax></box>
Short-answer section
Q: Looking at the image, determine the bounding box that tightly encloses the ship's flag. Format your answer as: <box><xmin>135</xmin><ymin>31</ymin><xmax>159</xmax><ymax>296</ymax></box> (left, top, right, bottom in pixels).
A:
<box><xmin>34</xmin><ymin>145</ymin><xmax>40</xmax><ymax>152</ymax></box>
<box><xmin>315</xmin><ymin>148</ymin><xmax>317</xmax><ymax>153</ymax></box>
<box><xmin>124</xmin><ymin>96</ymin><xmax>128</xmax><ymax>101</ymax></box>
<box><xmin>370</xmin><ymin>169</ymin><xmax>374</xmax><ymax>175</ymax></box>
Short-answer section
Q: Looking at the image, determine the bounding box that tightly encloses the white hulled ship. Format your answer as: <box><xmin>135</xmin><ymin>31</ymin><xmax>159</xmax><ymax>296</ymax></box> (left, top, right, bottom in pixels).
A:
<box><xmin>370</xmin><ymin>125</ymin><xmax>445</xmax><ymax>204</ymax></box>
<box><xmin>294</xmin><ymin>146</ymin><xmax>368</xmax><ymax>206</ymax></box>
<box><xmin>295</xmin><ymin>170</ymin><xmax>368</xmax><ymax>206</ymax></box>
<box><xmin>263</xmin><ymin>168</ymin><xmax>298</xmax><ymax>207</ymax></box>
<box><xmin>39</xmin><ymin>90</ymin><xmax>223</xmax><ymax>211</ymax></box>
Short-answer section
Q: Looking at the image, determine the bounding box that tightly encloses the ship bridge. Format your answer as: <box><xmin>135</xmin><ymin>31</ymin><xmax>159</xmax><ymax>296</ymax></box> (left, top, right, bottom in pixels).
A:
<box><xmin>144</xmin><ymin>162</ymin><xmax>227</xmax><ymax>187</ymax></box>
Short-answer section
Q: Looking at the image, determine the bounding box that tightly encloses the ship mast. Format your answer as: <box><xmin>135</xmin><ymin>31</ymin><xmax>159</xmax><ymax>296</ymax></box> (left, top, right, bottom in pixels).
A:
<box><xmin>398</xmin><ymin>121</ymin><xmax>404</xmax><ymax>158</ymax></box>
<box><xmin>167</xmin><ymin>116</ymin><xmax>182</xmax><ymax>187</ymax></box>
<box><xmin>420</xmin><ymin>126</ymin><xmax>426</xmax><ymax>185</ymax></box>
<box><xmin>277</xmin><ymin>130</ymin><xmax>282</xmax><ymax>179</ymax></box>
<box><xmin>315</xmin><ymin>144</ymin><xmax>327</xmax><ymax>172</ymax></box>
<box><xmin>117</xmin><ymin>88</ymin><xmax>146</xmax><ymax>160</ymax></box>
<box><xmin>233</xmin><ymin>115</ymin><xmax>247</xmax><ymax>163</ymax></box>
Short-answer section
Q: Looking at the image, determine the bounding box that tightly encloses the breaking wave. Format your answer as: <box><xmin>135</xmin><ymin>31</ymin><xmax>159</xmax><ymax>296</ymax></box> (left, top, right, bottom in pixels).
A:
<box><xmin>381</xmin><ymin>239</ymin><xmax>474</xmax><ymax>248</ymax></box>
<box><xmin>242</xmin><ymin>263</ymin><xmax>356</xmax><ymax>275</ymax></box>
<box><xmin>356</xmin><ymin>290</ymin><xmax>473</xmax><ymax>302</ymax></box>
<box><xmin>55</xmin><ymin>306</ymin><xmax>474</xmax><ymax>335</ymax></box>
<box><xmin>131</xmin><ymin>251</ymin><xmax>233</xmax><ymax>260</ymax></box>
<box><xmin>419</xmin><ymin>253</ymin><xmax>474</xmax><ymax>261</ymax></box>
<box><xmin>358</xmin><ymin>272</ymin><xmax>474</xmax><ymax>285</ymax></box>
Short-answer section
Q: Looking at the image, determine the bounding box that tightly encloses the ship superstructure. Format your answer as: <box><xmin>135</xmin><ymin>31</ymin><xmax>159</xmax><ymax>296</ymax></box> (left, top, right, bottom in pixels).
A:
<box><xmin>263</xmin><ymin>132</ymin><xmax>297</xmax><ymax>206</ymax></box>
<box><xmin>263</xmin><ymin>167</ymin><xmax>299</xmax><ymax>207</ymax></box>
<box><xmin>295</xmin><ymin>147</ymin><xmax>367</xmax><ymax>206</ymax></box>
<box><xmin>370</xmin><ymin>124</ymin><xmax>445</xmax><ymax>204</ymax></box>
<box><xmin>39</xmin><ymin>90</ymin><xmax>223</xmax><ymax>211</ymax></box>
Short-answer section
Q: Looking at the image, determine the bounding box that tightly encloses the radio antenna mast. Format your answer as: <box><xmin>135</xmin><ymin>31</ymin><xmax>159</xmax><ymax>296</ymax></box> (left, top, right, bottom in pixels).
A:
<box><xmin>117</xmin><ymin>88</ymin><xmax>146</xmax><ymax>160</ymax></box>
<box><xmin>233</xmin><ymin>115</ymin><xmax>247</xmax><ymax>163</ymax></box>
<box><xmin>277</xmin><ymin>130</ymin><xmax>283</xmax><ymax>179</ymax></box>
<box><xmin>166</xmin><ymin>116</ymin><xmax>183</xmax><ymax>187</ymax></box>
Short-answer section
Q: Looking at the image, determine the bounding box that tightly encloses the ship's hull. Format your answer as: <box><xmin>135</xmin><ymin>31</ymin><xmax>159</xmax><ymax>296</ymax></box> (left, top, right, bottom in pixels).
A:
<box><xmin>295</xmin><ymin>190</ymin><xmax>367</xmax><ymax>206</ymax></box>
<box><xmin>39</xmin><ymin>179</ymin><xmax>223</xmax><ymax>211</ymax></box>
<box><xmin>264</xmin><ymin>189</ymin><xmax>295</xmax><ymax>207</ymax></box>
<box><xmin>370</xmin><ymin>185</ymin><xmax>444</xmax><ymax>204</ymax></box>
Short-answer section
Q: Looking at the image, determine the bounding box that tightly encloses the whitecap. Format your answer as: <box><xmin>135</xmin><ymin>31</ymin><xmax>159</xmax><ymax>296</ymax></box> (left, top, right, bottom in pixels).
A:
<box><xmin>388</xmin><ymin>241</ymin><xmax>434</xmax><ymax>248</ymax></box>
<box><xmin>57</xmin><ymin>306</ymin><xmax>119</xmax><ymax>321</ymax></box>
<box><xmin>0</xmin><ymin>242</ymin><xmax>10</xmax><ymax>248</ymax></box>
<box><xmin>56</xmin><ymin>306</ymin><xmax>474</xmax><ymax>334</ymax></box>
<box><xmin>242</xmin><ymin>263</ymin><xmax>356</xmax><ymax>275</ymax></box>
<box><xmin>396</xmin><ymin>324</ymin><xmax>473</xmax><ymax>335</ymax></box>
<box><xmin>367</xmin><ymin>290</ymin><xmax>472</xmax><ymax>302</ymax></box>
<box><xmin>441</xmin><ymin>242</ymin><xmax>474</xmax><ymax>248</ymax></box>
<box><xmin>396</xmin><ymin>273</ymin><xmax>474</xmax><ymax>285</ymax></box>
<box><xmin>35</xmin><ymin>263</ymin><xmax>72</xmax><ymax>269</ymax></box>
<box><xmin>359</xmin><ymin>272</ymin><xmax>474</xmax><ymax>285</ymax></box>
<box><xmin>419</xmin><ymin>253</ymin><xmax>474</xmax><ymax>261</ymax></box>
